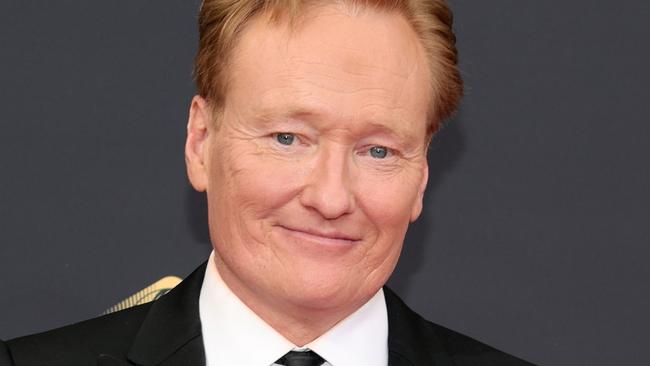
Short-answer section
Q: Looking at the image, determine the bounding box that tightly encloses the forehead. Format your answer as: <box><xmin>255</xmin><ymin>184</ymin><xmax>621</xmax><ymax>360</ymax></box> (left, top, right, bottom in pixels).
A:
<box><xmin>225</xmin><ymin>4</ymin><xmax>431</xmax><ymax>137</ymax></box>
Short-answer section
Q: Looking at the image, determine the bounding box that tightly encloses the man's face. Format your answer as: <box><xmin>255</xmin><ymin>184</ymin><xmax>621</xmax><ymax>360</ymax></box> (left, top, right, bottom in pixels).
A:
<box><xmin>188</xmin><ymin>5</ymin><xmax>431</xmax><ymax>314</ymax></box>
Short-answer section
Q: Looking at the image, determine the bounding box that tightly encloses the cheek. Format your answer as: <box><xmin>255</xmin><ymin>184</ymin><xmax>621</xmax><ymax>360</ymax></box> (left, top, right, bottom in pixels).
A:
<box><xmin>352</xmin><ymin>172</ymin><xmax>422</xmax><ymax>269</ymax></box>
<box><xmin>206</xmin><ymin>143</ymin><xmax>307</xmax><ymax>277</ymax></box>
<box><xmin>210</xmin><ymin>143</ymin><xmax>305</xmax><ymax>225</ymax></box>
<box><xmin>357</xmin><ymin>172</ymin><xmax>422</xmax><ymax>232</ymax></box>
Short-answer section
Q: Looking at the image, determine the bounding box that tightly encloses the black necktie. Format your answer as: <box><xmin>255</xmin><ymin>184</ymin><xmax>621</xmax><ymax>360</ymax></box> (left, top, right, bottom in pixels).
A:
<box><xmin>276</xmin><ymin>350</ymin><xmax>326</xmax><ymax>366</ymax></box>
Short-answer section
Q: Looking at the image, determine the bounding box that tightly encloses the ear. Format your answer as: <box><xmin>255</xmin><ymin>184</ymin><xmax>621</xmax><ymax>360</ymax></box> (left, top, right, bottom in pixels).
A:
<box><xmin>410</xmin><ymin>160</ymin><xmax>429</xmax><ymax>222</ymax></box>
<box><xmin>185</xmin><ymin>95</ymin><xmax>212</xmax><ymax>192</ymax></box>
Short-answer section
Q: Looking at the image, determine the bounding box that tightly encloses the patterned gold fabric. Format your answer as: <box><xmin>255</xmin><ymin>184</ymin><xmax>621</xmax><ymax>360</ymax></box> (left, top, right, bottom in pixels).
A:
<box><xmin>103</xmin><ymin>276</ymin><xmax>181</xmax><ymax>314</ymax></box>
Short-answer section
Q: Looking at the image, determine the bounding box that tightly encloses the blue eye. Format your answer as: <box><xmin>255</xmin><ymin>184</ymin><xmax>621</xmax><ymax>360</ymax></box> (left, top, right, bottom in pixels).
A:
<box><xmin>369</xmin><ymin>146</ymin><xmax>388</xmax><ymax>159</ymax></box>
<box><xmin>275</xmin><ymin>133</ymin><xmax>295</xmax><ymax>146</ymax></box>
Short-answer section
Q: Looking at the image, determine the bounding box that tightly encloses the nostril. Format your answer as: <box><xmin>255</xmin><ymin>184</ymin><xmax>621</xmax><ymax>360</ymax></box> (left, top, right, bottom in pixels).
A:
<box><xmin>299</xmin><ymin>186</ymin><xmax>355</xmax><ymax>220</ymax></box>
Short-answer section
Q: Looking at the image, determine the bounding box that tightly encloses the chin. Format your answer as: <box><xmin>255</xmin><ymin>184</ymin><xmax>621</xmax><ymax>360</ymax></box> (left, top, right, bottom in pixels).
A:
<box><xmin>280</xmin><ymin>273</ymin><xmax>379</xmax><ymax>313</ymax></box>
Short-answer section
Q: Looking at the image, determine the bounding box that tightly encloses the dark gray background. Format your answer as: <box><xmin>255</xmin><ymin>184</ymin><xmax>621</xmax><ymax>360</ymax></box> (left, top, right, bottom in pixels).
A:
<box><xmin>1</xmin><ymin>1</ymin><xmax>648</xmax><ymax>365</ymax></box>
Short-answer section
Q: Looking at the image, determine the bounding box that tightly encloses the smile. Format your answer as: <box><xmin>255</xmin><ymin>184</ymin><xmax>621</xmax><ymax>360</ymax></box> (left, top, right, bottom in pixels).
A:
<box><xmin>276</xmin><ymin>225</ymin><xmax>361</xmax><ymax>247</ymax></box>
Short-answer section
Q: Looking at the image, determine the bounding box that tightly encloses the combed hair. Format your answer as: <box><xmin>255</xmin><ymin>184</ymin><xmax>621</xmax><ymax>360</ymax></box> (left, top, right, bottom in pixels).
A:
<box><xmin>193</xmin><ymin>0</ymin><xmax>463</xmax><ymax>136</ymax></box>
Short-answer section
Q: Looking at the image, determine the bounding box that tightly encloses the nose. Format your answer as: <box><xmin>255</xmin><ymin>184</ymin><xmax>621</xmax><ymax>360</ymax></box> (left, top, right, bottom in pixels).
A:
<box><xmin>299</xmin><ymin>145</ymin><xmax>356</xmax><ymax>220</ymax></box>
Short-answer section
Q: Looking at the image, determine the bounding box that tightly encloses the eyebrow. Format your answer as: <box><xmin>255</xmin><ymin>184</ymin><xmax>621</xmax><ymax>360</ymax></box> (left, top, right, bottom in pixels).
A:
<box><xmin>254</xmin><ymin>105</ymin><xmax>318</xmax><ymax>125</ymax></box>
<box><xmin>252</xmin><ymin>104</ymin><xmax>419</xmax><ymax>146</ymax></box>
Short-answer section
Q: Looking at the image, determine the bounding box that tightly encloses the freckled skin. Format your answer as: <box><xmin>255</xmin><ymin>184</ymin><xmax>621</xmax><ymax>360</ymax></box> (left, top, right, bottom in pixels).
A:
<box><xmin>186</xmin><ymin>4</ymin><xmax>432</xmax><ymax>345</ymax></box>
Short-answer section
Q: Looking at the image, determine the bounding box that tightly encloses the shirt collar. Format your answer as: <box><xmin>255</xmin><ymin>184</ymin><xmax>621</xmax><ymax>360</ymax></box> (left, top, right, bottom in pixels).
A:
<box><xmin>199</xmin><ymin>251</ymin><xmax>388</xmax><ymax>366</ymax></box>
<box><xmin>305</xmin><ymin>283</ymin><xmax>388</xmax><ymax>366</ymax></box>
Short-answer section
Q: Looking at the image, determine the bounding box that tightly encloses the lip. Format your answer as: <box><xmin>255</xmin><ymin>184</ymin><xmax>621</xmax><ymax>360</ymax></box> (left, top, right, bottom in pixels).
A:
<box><xmin>276</xmin><ymin>225</ymin><xmax>361</xmax><ymax>246</ymax></box>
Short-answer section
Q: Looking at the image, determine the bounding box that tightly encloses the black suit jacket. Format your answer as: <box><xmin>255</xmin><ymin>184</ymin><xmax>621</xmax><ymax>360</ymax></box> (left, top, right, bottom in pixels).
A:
<box><xmin>1</xmin><ymin>262</ymin><xmax>534</xmax><ymax>365</ymax></box>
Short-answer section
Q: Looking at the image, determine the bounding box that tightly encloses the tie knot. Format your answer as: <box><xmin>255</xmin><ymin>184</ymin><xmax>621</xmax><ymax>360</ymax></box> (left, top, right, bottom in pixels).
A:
<box><xmin>276</xmin><ymin>350</ymin><xmax>326</xmax><ymax>366</ymax></box>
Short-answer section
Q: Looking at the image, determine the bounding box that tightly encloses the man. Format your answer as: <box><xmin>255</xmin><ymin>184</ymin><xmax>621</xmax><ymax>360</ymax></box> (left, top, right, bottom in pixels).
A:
<box><xmin>1</xmin><ymin>1</ymin><xmax>533</xmax><ymax>365</ymax></box>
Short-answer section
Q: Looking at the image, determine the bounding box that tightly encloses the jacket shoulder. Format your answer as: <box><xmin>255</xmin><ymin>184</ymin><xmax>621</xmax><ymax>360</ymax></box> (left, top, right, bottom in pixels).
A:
<box><xmin>5</xmin><ymin>303</ymin><xmax>151</xmax><ymax>366</ymax></box>
<box><xmin>1</xmin><ymin>339</ymin><xmax>13</xmax><ymax>366</ymax></box>
<box><xmin>384</xmin><ymin>287</ymin><xmax>534</xmax><ymax>366</ymax></box>
<box><xmin>429</xmin><ymin>321</ymin><xmax>534</xmax><ymax>366</ymax></box>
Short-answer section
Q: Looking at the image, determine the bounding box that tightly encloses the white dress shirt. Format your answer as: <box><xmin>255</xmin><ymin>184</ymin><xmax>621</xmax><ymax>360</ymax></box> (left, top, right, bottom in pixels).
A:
<box><xmin>199</xmin><ymin>251</ymin><xmax>388</xmax><ymax>366</ymax></box>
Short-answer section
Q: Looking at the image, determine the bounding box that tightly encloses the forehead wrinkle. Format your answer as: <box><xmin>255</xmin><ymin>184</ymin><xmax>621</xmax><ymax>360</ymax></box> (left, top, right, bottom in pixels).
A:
<box><xmin>282</xmin><ymin>46</ymin><xmax>426</xmax><ymax>107</ymax></box>
<box><xmin>279</xmin><ymin>68</ymin><xmax>418</xmax><ymax>117</ymax></box>
<box><xmin>284</xmin><ymin>54</ymin><xmax>414</xmax><ymax>89</ymax></box>
<box><xmin>290</xmin><ymin>78</ymin><xmax>398</xmax><ymax>97</ymax></box>
<box><xmin>287</xmin><ymin>55</ymin><xmax>413</xmax><ymax>80</ymax></box>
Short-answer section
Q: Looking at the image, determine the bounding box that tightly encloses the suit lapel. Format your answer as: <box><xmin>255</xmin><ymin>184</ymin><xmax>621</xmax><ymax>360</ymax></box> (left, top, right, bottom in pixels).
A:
<box><xmin>97</xmin><ymin>262</ymin><xmax>208</xmax><ymax>366</ymax></box>
<box><xmin>97</xmin><ymin>354</ymin><xmax>133</xmax><ymax>366</ymax></box>
<box><xmin>97</xmin><ymin>266</ymin><xmax>452</xmax><ymax>366</ymax></box>
<box><xmin>384</xmin><ymin>287</ymin><xmax>454</xmax><ymax>366</ymax></box>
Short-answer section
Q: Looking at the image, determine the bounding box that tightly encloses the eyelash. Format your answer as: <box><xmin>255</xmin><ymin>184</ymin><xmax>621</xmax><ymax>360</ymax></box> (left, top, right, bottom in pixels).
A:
<box><xmin>363</xmin><ymin>145</ymin><xmax>396</xmax><ymax>159</ymax></box>
<box><xmin>270</xmin><ymin>132</ymin><xmax>399</xmax><ymax>159</ymax></box>
<box><xmin>273</xmin><ymin>132</ymin><xmax>296</xmax><ymax>145</ymax></box>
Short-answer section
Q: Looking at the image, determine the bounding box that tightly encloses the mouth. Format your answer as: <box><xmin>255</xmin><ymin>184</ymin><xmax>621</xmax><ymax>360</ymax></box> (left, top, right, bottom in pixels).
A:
<box><xmin>276</xmin><ymin>225</ymin><xmax>361</xmax><ymax>247</ymax></box>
